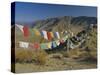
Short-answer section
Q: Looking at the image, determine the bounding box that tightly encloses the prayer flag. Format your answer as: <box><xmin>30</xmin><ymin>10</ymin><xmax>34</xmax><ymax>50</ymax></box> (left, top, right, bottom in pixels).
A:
<box><xmin>59</xmin><ymin>39</ymin><xmax>64</xmax><ymax>44</ymax></box>
<box><xmin>47</xmin><ymin>32</ymin><xmax>52</xmax><ymax>40</ymax></box>
<box><xmin>33</xmin><ymin>42</ymin><xmax>40</xmax><ymax>49</ymax></box>
<box><xmin>40</xmin><ymin>43</ymin><xmax>48</xmax><ymax>49</ymax></box>
<box><xmin>33</xmin><ymin>29</ymin><xmax>40</xmax><ymax>36</ymax></box>
<box><xmin>16</xmin><ymin>24</ymin><xmax>24</xmax><ymax>33</ymax></box>
<box><xmin>41</xmin><ymin>30</ymin><xmax>48</xmax><ymax>40</ymax></box>
<box><xmin>23</xmin><ymin>25</ymin><xmax>29</xmax><ymax>37</ymax></box>
<box><xmin>54</xmin><ymin>32</ymin><xmax>60</xmax><ymax>39</ymax></box>
<box><xmin>51</xmin><ymin>41</ymin><xmax>57</xmax><ymax>48</ymax></box>
<box><xmin>50</xmin><ymin>32</ymin><xmax>54</xmax><ymax>38</ymax></box>
<box><xmin>47</xmin><ymin>42</ymin><xmax>52</xmax><ymax>49</ymax></box>
<box><xmin>19</xmin><ymin>41</ymin><xmax>29</xmax><ymax>49</ymax></box>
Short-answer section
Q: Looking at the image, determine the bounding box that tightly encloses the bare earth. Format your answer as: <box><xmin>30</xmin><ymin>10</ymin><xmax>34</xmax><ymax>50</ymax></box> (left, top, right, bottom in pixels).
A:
<box><xmin>15</xmin><ymin>57</ymin><xmax>97</xmax><ymax>73</ymax></box>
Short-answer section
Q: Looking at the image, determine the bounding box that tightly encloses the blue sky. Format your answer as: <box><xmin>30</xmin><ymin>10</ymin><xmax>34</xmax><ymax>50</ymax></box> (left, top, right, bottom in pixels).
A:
<box><xmin>14</xmin><ymin>2</ymin><xmax>97</xmax><ymax>23</ymax></box>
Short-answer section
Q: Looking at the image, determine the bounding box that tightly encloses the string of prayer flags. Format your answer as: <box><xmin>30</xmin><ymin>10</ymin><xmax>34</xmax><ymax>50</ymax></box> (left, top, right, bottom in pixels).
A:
<box><xmin>23</xmin><ymin>25</ymin><xmax>29</xmax><ymax>38</ymax></box>
<box><xmin>17</xmin><ymin>28</ymin><xmax>87</xmax><ymax>51</ymax></box>
<box><xmin>15</xmin><ymin>24</ymin><xmax>70</xmax><ymax>41</ymax></box>
<box><xmin>18</xmin><ymin>34</ymin><xmax>85</xmax><ymax>50</ymax></box>
<box><xmin>29</xmin><ymin>43</ymin><xmax>40</xmax><ymax>50</ymax></box>
<box><xmin>19</xmin><ymin>41</ymin><xmax>29</xmax><ymax>49</ymax></box>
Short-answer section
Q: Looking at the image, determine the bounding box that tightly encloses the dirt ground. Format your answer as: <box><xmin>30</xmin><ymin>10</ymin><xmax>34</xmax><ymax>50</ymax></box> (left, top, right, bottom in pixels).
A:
<box><xmin>15</xmin><ymin>57</ymin><xmax>97</xmax><ymax>73</ymax></box>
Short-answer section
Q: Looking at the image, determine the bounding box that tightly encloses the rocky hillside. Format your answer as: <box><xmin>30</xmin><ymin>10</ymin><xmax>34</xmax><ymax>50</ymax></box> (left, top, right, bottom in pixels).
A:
<box><xmin>31</xmin><ymin>16</ymin><xmax>97</xmax><ymax>34</ymax></box>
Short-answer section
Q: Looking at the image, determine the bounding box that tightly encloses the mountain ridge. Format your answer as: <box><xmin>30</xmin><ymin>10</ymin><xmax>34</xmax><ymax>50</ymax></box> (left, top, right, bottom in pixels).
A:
<box><xmin>14</xmin><ymin>16</ymin><xmax>97</xmax><ymax>35</ymax></box>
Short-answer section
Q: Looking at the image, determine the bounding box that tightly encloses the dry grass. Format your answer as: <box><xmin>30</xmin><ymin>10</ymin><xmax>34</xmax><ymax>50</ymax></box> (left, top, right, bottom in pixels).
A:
<box><xmin>15</xmin><ymin>57</ymin><xmax>97</xmax><ymax>73</ymax></box>
<box><xmin>35</xmin><ymin>50</ymin><xmax>48</xmax><ymax>65</ymax></box>
<box><xmin>15</xmin><ymin>48</ymin><xmax>48</xmax><ymax>65</ymax></box>
<box><xmin>15</xmin><ymin>49</ymin><xmax>35</xmax><ymax>63</ymax></box>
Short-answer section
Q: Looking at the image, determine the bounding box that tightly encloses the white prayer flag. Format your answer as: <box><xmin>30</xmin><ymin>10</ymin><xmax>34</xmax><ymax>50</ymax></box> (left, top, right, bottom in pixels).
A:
<box><xmin>19</xmin><ymin>41</ymin><xmax>29</xmax><ymax>49</ymax></box>
<box><xmin>55</xmin><ymin>32</ymin><xmax>60</xmax><ymax>39</ymax></box>
<box><xmin>41</xmin><ymin>30</ymin><xmax>48</xmax><ymax>40</ymax></box>
<box><xmin>16</xmin><ymin>24</ymin><xmax>24</xmax><ymax>33</ymax></box>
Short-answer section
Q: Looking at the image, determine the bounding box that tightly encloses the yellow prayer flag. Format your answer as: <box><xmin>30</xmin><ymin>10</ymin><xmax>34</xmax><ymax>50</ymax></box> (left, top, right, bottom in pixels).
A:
<box><xmin>50</xmin><ymin>32</ymin><xmax>54</xmax><ymax>38</ymax></box>
<box><xmin>33</xmin><ymin>29</ymin><xmax>40</xmax><ymax>36</ymax></box>
<box><xmin>47</xmin><ymin>42</ymin><xmax>52</xmax><ymax>49</ymax></box>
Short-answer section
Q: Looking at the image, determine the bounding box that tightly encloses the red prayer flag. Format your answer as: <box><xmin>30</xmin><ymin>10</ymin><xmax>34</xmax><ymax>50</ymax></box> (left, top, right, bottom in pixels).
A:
<box><xmin>23</xmin><ymin>25</ymin><xmax>29</xmax><ymax>37</ymax></box>
<box><xmin>33</xmin><ymin>42</ymin><xmax>40</xmax><ymax>49</ymax></box>
<box><xmin>59</xmin><ymin>39</ymin><xmax>64</xmax><ymax>44</ymax></box>
<box><xmin>47</xmin><ymin>32</ymin><xmax>52</xmax><ymax>40</ymax></box>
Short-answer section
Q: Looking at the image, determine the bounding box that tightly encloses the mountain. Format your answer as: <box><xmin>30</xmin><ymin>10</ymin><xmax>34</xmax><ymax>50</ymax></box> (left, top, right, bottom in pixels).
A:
<box><xmin>30</xmin><ymin>16</ymin><xmax>97</xmax><ymax>34</ymax></box>
<box><xmin>71</xmin><ymin>16</ymin><xmax>97</xmax><ymax>26</ymax></box>
<box><xmin>14</xmin><ymin>16</ymin><xmax>97</xmax><ymax>35</ymax></box>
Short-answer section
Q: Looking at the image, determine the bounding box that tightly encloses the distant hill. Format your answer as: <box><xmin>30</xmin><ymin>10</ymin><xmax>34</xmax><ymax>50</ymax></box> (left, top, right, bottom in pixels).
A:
<box><xmin>30</xmin><ymin>16</ymin><xmax>97</xmax><ymax>34</ymax></box>
<box><xmin>71</xmin><ymin>16</ymin><xmax>97</xmax><ymax>26</ymax></box>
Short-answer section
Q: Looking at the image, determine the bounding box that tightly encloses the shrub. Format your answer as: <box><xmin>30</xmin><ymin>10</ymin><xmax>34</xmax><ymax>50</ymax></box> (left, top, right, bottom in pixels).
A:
<box><xmin>15</xmin><ymin>48</ymin><xmax>48</xmax><ymax>65</ymax></box>
<box><xmin>15</xmin><ymin>49</ymin><xmax>35</xmax><ymax>63</ymax></box>
<box><xmin>35</xmin><ymin>50</ymin><xmax>47</xmax><ymax>65</ymax></box>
